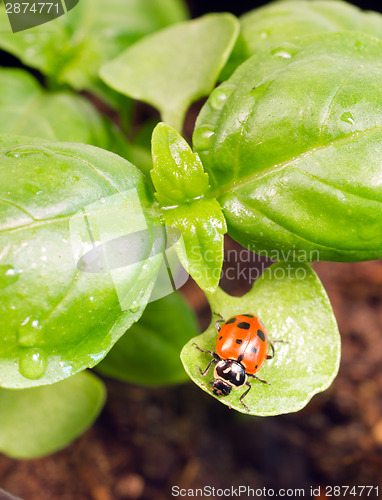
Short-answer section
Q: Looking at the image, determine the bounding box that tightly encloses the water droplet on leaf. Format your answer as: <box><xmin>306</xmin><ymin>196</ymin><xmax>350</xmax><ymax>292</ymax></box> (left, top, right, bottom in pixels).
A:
<box><xmin>129</xmin><ymin>301</ymin><xmax>140</xmax><ymax>313</ymax></box>
<box><xmin>5</xmin><ymin>151</ymin><xmax>20</xmax><ymax>158</ymax></box>
<box><xmin>250</xmin><ymin>80</ymin><xmax>273</xmax><ymax>100</ymax></box>
<box><xmin>209</xmin><ymin>84</ymin><xmax>236</xmax><ymax>110</ymax></box>
<box><xmin>19</xmin><ymin>349</ymin><xmax>47</xmax><ymax>379</ymax></box>
<box><xmin>340</xmin><ymin>112</ymin><xmax>355</xmax><ymax>125</ymax></box>
<box><xmin>271</xmin><ymin>43</ymin><xmax>301</xmax><ymax>59</ymax></box>
<box><xmin>0</xmin><ymin>265</ymin><xmax>19</xmax><ymax>288</ymax></box>
<box><xmin>193</xmin><ymin>125</ymin><xmax>215</xmax><ymax>151</ymax></box>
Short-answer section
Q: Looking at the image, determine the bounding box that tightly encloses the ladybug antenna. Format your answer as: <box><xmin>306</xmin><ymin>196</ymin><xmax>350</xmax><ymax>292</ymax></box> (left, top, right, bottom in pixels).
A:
<box><xmin>212</xmin><ymin>311</ymin><xmax>224</xmax><ymax>320</ymax></box>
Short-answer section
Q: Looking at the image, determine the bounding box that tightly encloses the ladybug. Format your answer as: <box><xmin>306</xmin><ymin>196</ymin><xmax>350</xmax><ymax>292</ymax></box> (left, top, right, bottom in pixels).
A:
<box><xmin>194</xmin><ymin>314</ymin><xmax>283</xmax><ymax>411</ymax></box>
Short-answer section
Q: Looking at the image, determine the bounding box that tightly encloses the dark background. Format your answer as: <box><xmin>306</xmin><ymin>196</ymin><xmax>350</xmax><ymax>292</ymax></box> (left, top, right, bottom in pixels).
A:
<box><xmin>187</xmin><ymin>0</ymin><xmax>382</xmax><ymax>17</ymax></box>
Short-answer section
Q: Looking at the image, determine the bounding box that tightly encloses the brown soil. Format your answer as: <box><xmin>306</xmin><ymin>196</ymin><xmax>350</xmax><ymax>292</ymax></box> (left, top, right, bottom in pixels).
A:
<box><xmin>1</xmin><ymin>238</ymin><xmax>382</xmax><ymax>500</ymax></box>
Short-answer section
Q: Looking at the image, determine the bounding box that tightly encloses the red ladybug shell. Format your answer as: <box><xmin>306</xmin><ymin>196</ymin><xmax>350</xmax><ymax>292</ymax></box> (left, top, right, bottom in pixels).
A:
<box><xmin>216</xmin><ymin>314</ymin><xmax>269</xmax><ymax>374</ymax></box>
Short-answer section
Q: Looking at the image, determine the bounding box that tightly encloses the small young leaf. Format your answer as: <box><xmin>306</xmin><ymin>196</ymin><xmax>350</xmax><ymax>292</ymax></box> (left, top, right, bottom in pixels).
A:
<box><xmin>0</xmin><ymin>136</ymin><xmax>162</xmax><ymax>389</ymax></box>
<box><xmin>181</xmin><ymin>262</ymin><xmax>341</xmax><ymax>415</ymax></box>
<box><xmin>0</xmin><ymin>68</ymin><xmax>127</xmax><ymax>154</ymax></box>
<box><xmin>151</xmin><ymin>122</ymin><xmax>209</xmax><ymax>206</ymax></box>
<box><xmin>100</xmin><ymin>14</ymin><xmax>239</xmax><ymax>131</ymax></box>
<box><xmin>97</xmin><ymin>293</ymin><xmax>198</xmax><ymax>386</ymax></box>
<box><xmin>150</xmin><ymin>123</ymin><xmax>227</xmax><ymax>292</ymax></box>
<box><xmin>0</xmin><ymin>371</ymin><xmax>106</xmax><ymax>459</ymax></box>
<box><xmin>0</xmin><ymin>0</ymin><xmax>188</xmax><ymax>105</ymax></box>
<box><xmin>194</xmin><ymin>32</ymin><xmax>382</xmax><ymax>262</ymax></box>
<box><xmin>163</xmin><ymin>199</ymin><xmax>227</xmax><ymax>292</ymax></box>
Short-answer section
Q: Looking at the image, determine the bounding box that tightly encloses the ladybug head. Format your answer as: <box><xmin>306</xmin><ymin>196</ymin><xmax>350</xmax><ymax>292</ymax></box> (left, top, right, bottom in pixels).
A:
<box><xmin>212</xmin><ymin>379</ymin><xmax>232</xmax><ymax>397</ymax></box>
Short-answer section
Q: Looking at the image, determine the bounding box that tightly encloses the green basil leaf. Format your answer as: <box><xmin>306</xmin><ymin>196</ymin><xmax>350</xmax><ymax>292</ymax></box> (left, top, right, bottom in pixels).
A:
<box><xmin>181</xmin><ymin>262</ymin><xmax>341</xmax><ymax>415</ymax></box>
<box><xmin>163</xmin><ymin>199</ymin><xmax>227</xmax><ymax>292</ymax></box>
<box><xmin>0</xmin><ymin>136</ymin><xmax>163</xmax><ymax>389</ymax></box>
<box><xmin>194</xmin><ymin>32</ymin><xmax>382</xmax><ymax>262</ymax></box>
<box><xmin>223</xmin><ymin>0</ymin><xmax>382</xmax><ymax>78</ymax></box>
<box><xmin>0</xmin><ymin>371</ymin><xmax>106</xmax><ymax>459</ymax></box>
<box><xmin>0</xmin><ymin>0</ymin><xmax>188</xmax><ymax>104</ymax></box>
<box><xmin>151</xmin><ymin>122</ymin><xmax>209</xmax><ymax>206</ymax></box>
<box><xmin>150</xmin><ymin>122</ymin><xmax>227</xmax><ymax>292</ymax></box>
<box><xmin>97</xmin><ymin>292</ymin><xmax>198</xmax><ymax>386</ymax></box>
<box><xmin>100</xmin><ymin>14</ymin><xmax>239</xmax><ymax>131</ymax></box>
<box><xmin>0</xmin><ymin>67</ymin><xmax>127</xmax><ymax>154</ymax></box>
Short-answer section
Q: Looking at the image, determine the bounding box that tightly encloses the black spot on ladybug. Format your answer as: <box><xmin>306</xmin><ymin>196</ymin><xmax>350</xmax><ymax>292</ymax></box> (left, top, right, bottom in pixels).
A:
<box><xmin>226</xmin><ymin>317</ymin><xmax>237</xmax><ymax>324</ymax></box>
<box><xmin>255</xmin><ymin>364</ymin><xmax>258</xmax><ymax>369</ymax></box>
<box><xmin>237</xmin><ymin>354</ymin><xmax>244</xmax><ymax>362</ymax></box>
<box><xmin>257</xmin><ymin>329</ymin><xmax>266</xmax><ymax>341</ymax></box>
<box><xmin>236</xmin><ymin>339</ymin><xmax>243</xmax><ymax>344</ymax></box>
<box><xmin>251</xmin><ymin>347</ymin><xmax>257</xmax><ymax>354</ymax></box>
<box><xmin>243</xmin><ymin>314</ymin><xmax>254</xmax><ymax>318</ymax></box>
<box><xmin>219</xmin><ymin>336</ymin><xmax>223</xmax><ymax>340</ymax></box>
<box><xmin>237</xmin><ymin>322</ymin><xmax>251</xmax><ymax>330</ymax></box>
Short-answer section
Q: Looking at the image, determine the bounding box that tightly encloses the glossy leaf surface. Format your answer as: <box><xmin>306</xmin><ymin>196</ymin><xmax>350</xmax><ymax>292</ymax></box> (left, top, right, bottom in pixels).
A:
<box><xmin>223</xmin><ymin>0</ymin><xmax>382</xmax><ymax>78</ymax></box>
<box><xmin>151</xmin><ymin>123</ymin><xmax>209</xmax><ymax>206</ymax></box>
<box><xmin>100</xmin><ymin>14</ymin><xmax>239</xmax><ymax>131</ymax></box>
<box><xmin>163</xmin><ymin>200</ymin><xmax>227</xmax><ymax>292</ymax></box>
<box><xmin>151</xmin><ymin>123</ymin><xmax>227</xmax><ymax>292</ymax></box>
<box><xmin>181</xmin><ymin>262</ymin><xmax>341</xmax><ymax>415</ymax></box>
<box><xmin>0</xmin><ymin>136</ymin><xmax>162</xmax><ymax>388</ymax></box>
<box><xmin>194</xmin><ymin>32</ymin><xmax>382</xmax><ymax>262</ymax></box>
<box><xmin>0</xmin><ymin>371</ymin><xmax>106</xmax><ymax>459</ymax></box>
<box><xmin>97</xmin><ymin>293</ymin><xmax>198</xmax><ymax>386</ymax></box>
<box><xmin>0</xmin><ymin>0</ymin><xmax>188</xmax><ymax>103</ymax></box>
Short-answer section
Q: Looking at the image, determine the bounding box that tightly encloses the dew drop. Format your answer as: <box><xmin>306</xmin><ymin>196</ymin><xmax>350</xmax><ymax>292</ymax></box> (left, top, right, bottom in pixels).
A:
<box><xmin>19</xmin><ymin>349</ymin><xmax>47</xmax><ymax>380</ymax></box>
<box><xmin>4</xmin><ymin>149</ymin><xmax>39</xmax><ymax>158</ymax></box>
<box><xmin>17</xmin><ymin>318</ymin><xmax>43</xmax><ymax>347</ymax></box>
<box><xmin>340</xmin><ymin>111</ymin><xmax>355</xmax><ymax>125</ymax></box>
<box><xmin>270</xmin><ymin>43</ymin><xmax>301</xmax><ymax>59</ymax></box>
<box><xmin>250</xmin><ymin>80</ymin><xmax>273</xmax><ymax>100</ymax></box>
<box><xmin>0</xmin><ymin>265</ymin><xmax>20</xmax><ymax>289</ymax></box>
<box><xmin>129</xmin><ymin>301</ymin><xmax>140</xmax><ymax>313</ymax></box>
<box><xmin>59</xmin><ymin>360</ymin><xmax>74</xmax><ymax>376</ymax></box>
<box><xmin>5</xmin><ymin>151</ymin><xmax>20</xmax><ymax>158</ymax></box>
<box><xmin>209</xmin><ymin>84</ymin><xmax>236</xmax><ymax>111</ymax></box>
<box><xmin>72</xmin><ymin>175</ymin><xmax>80</xmax><ymax>182</ymax></box>
<box><xmin>193</xmin><ymin>125</ymin><xmax>215</xmax><ymax>151</ymax></box>
<box><xmin>271</xmin><ymin>49</ymin><xmax>291</xmax><ymax>59</ymax></box>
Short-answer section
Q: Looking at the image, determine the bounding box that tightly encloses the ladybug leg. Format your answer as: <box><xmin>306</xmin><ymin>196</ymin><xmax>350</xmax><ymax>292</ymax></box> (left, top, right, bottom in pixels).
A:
<box><xmin>248</xmin><ymin>373</ymin><xmax>271</xmax><ymax>385</ymax></box>
<box><xmin>192</xmin><ymin>343</ymin><xmax>219</xmax><ymax>359</ymax></box>
<box><xmin>212</xmin><ymin>312</ymin><xmax>225</xmax><ymax>332</ymax></box>
<box><xmin>267</xmin><ymin>339</ymin><xmax>288</xmax><ymax>359</ymax></box>
<box><xmin>267</xmin><ymin>341</ymin><xmax>275</xmax><ymax>360</ymax></box>
<box><xmin>192</xmin><ymin>343</ymin><xmax>220</xmax><ymax>377</ymax></box>
<box><xmin>239</xmin><ymin>381</ymin><xmax>252</xmax><ymax>412</ymax></box>
<box><xmin>215</xmin><ymin>319</ymin><xmax>225</xmax><ymax>332</ymax></box>
<box><xmin>198</xmin><ymin>358</ymin><xmax>218</xmax><ymax>377</ymax></box>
